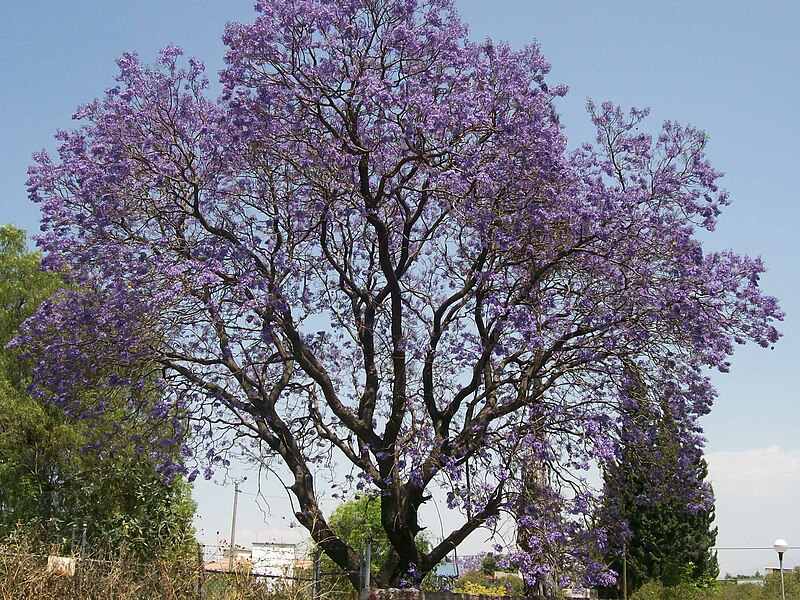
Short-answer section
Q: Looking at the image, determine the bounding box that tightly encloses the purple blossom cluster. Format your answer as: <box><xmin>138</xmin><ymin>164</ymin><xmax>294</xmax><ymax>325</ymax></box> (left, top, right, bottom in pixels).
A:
<box><xmin>18</xmin><ymin>0</ymin><xmax>781</xmax><ymax>589</ymax></box>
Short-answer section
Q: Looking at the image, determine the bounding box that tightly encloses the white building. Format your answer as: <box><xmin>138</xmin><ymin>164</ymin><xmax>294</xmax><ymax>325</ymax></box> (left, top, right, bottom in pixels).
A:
<box><xmin>251</xmin><ymin>541</ymin><xmax>298</xmax><ymax>583</ymax></box>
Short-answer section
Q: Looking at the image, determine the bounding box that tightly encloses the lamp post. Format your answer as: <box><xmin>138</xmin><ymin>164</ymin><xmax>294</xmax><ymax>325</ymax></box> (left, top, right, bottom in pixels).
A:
<box><xmin>774</xmin><ymin>538</ymin><xmax>789</xmax><ymax>600</ymax></box>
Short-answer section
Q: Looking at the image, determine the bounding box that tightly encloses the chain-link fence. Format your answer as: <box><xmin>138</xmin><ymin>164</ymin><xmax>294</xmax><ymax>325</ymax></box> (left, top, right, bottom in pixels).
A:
<box><xmin>1</xmin><ymin>530</ymin><xmax>499</xmax><ymax>600</ymax></box>
<box><xmin>0</xmin><ymin>540</ymin><xmax>368</xmax><ymax>599</ymax></box>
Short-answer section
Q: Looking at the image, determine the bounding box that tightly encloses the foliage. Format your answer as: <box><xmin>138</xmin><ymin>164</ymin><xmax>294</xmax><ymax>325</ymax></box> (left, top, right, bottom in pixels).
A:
<box><xmin>0</xmin><ymin>528</ymin><xmax>313</xmax><ymax>599</ymax></box>
<box><xmin>317</xmin><ymin>495</ymin><xmax>430</xmax><ymax>595</ymax></box>
<box><xmin>600</xmin><ymin>397</ymin><xmax>719</xmax><ymax>596</ymax></box>
<box><xmin>329</xmin><ymin>496</ymin><xmax>429</xmax><ymax>571</ymax></box>
<box><xmin>481</xmin><ymin>555</ymin><xmax>499</xmax><ymax>576</ymax></box>
<box><xmin>0</xmin><ymin>224</ymin><xmax>59</xmax><ymax>381</ymax></box>
<box><xmin>328</xmin><ymin>496</ymin><xmax>390</xmax><ymax>571</ymax></box>
<box><xmin>20</xmin><ymin>0</ymin><xmax>782</xmax><ymax>590</ymax></box>
<box><xmin>0</xmin><ymin>225</ymin><xmax>196</xmax><ymax>560</ymax></box>
<box><xmin>629</xmin><ymin>570</ymin><xmax>800</xmax><ymax>600</ymax></box>
<box><xmin>454</xmin><ymin>569</ymin><xmax>525</xmax><ymax>597</ymax></box>
<box><xmin>202</xmin><ymin>571</ymin><xmax>312</xmax><ymax>600</ymax></box>
<box><xmin>622</xmin><ymin>568</ymin><xmax>800</xmax><ymax>600</ymax></box>
<box><xmin>763</xmin><ymin>567</ymin><xmax>800</xmax><ymax>600</ymax></box>
<box><xmin>456</xmin><ymin>581</ymin><xmax>510</xmax><ymax>596</ymax></box>
<box><xmin>0</xmin><ymin>528</ymin><xmax>200</xmax><ymax>600</ymax></box>
<box><xmin>315</xmin><ymin>497</ymin><xmax>377</xmax><ymax>598</ymax></box>
<box><xmin>629</xmin><ymin>580</ymin><xmax>698</xmax><ymax>600</ymax></box>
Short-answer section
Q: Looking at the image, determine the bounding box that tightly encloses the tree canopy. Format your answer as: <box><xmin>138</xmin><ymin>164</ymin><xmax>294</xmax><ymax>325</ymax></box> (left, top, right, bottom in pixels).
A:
<box><xmin>0</xmin><ymin>225</ymin><xmax>195</xmax><ymax>560</ymax></box>
<box><xmin>327</xmin><ymin>496</ymin><xmax>429</xmax><ymax>574</ymax></box>
<box><xmin>318</xmin><ymin>495</ymin><xmax>429</xmax><ymax>594</ymax></box>
<box><xmin>329</xmin><ymin>496</ymin><xmax>392</xmax><ymax>572</ymax></box>
<box><xmin>19</xmin><ymin>0</ymin><xmax>781</xmax><ymax>589</ymax></box>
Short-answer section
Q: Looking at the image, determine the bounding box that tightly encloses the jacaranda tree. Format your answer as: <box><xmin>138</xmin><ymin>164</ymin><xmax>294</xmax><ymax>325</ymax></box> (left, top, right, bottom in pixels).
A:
<box><xmin>19</xmin><ymin>0</ymin><xmax>781</xmax><ymax>590</ymax></box>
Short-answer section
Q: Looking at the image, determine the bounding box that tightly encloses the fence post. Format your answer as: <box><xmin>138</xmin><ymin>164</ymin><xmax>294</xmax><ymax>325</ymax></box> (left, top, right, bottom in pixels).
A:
<box><xmin>196</xmin><ymin>543</ymin><xmax>205</xmax><ymax>600</ymax></box>
<box><xmin>363</xmin><ymin>540</ymin><xmax>371</xmax><ymax>592</ymax></box>
<box><xmin>312</xmin><ymin>548</ymin><xmax>321</xmax><ymax>600</ymax></box>
<box><xmin>68</xmin><ymin>523</ymin><xmax>78</xmax><ymax>600</ymax></box>
<box><xmin>70</xmin><ymin>523</ymin><xmax>77</xmax><ymax>555</ymax></box>
<box><xmin>359</xmin><ymin>540</ymin><xmax>364</xmax><ymax>591</ymax></box>
<box><xmin>77</xmin><ymin>523</ymin><xmax>87</xmax><ymax>597</ymax></box>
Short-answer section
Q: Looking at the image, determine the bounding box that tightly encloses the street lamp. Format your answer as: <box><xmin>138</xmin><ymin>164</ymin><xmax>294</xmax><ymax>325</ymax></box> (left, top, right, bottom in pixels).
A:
<box><xmin>774</xmin><ymin>538</ymin><xmax>789</xmax><ymax>600</ymax></box>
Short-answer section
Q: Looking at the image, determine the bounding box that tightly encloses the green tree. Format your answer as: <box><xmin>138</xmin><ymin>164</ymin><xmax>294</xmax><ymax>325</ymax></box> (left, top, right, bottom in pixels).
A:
<box><xmin>0</xmin><ymin>224</ymin><xmax>62</xmax><ymax>529</ymax></box>
<box><xmin>597</xmin><ymin>362</ymin><xmax>719</xmax><ymax>598</ymax></box>
<box><xmin>328</xmin><ymin>496</ymin><xmax>407</xmax><ymax>570</ymax></box>
<box><xmin>0</xmin><ymin>225</ymin><xmax>196</xmax><ymax>560</ymax></box>
<box><xmin>317</xmin><ymin>496</ymin><xmax>431</xmax><ymax>595</ymax></box>
<box><xmin>601</xmin><ymin>435</ymin><xmax>718</xmax><ymax>597</ymax></box>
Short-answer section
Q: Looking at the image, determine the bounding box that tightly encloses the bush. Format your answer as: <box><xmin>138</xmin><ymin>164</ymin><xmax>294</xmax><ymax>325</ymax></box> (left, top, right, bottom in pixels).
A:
<box><xmin>629</xmin><ymin>570</ymin><xmax>800</xmax><ymax>600</ymax></box>
<box><xmin>453</xmin><ymin>569</ymin><xmax>524</xmax><ymax>597</ymax></box>
<box><xmin>457</xmin><ymin>581</ymin><xmax>509</xmax><ymax>596</ymax></box>
<box><xmin>0</xmin><ymin>527</ymin><xmax>197</xmax><ymax>599</ymax></box>
<box><xmin>630</xmin><ymin>580</ymin><xmax>699</xmax><ymax>600</ymax></box>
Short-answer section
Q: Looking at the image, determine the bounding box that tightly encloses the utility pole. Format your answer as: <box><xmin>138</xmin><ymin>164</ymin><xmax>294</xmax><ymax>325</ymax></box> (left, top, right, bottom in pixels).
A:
<box><xmin>228</xmin><ymin>482</ymin><xmax>240</xmax><ymax>572</ymax></box>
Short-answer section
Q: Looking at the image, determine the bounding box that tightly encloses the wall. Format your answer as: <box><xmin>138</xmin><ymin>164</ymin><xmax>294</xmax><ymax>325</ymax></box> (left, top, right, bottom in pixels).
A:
<box><xmin>360</xmin><ymin>589</ymin><xmax>553</xmax><ymax>600</ymax></box>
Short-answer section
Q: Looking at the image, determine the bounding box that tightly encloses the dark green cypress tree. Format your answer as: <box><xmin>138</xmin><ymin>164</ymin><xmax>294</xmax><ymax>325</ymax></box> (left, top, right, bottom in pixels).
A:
<box><xmin>598</xmin><ymin>359</ymin><xmax>718</xmax><ymax>598</ymax></box>
<box><xmin>600</xmin><ymin>427</ymin><xmax>719</xmax><ymax>597</ymax></box>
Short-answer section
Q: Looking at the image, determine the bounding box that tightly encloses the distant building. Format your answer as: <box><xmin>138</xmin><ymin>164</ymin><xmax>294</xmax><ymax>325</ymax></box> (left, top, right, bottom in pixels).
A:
<box><xmin>434</xmin><ymin>562</ymin><xmax>460</xmax><ymax>578</ymax></box>
<box><xmin>204</xmin><ymin>545</ymin><xmax>252</xmax><ymax>573</ymax></box>
<box><xmin>252</xmin><ymin>541</ymin><xmax>298</xmax><ymax>583</ymax></box>
<box><xmin>563</xmin><ymin>588</ymin><xmax>598</xmax><ymax>599</ymax></box>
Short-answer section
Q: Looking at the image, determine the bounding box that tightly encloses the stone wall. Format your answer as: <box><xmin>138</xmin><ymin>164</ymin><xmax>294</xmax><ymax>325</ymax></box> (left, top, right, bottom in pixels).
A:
<box><xmin>360</xmin><ymin>589</ymin><xmax>553</xmax><ymax>600</ymax></box>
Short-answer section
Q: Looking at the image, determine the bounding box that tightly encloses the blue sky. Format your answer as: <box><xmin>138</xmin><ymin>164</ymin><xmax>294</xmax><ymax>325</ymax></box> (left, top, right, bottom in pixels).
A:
<box><xmin>3</xmin><ymin>0</ymin><xmax>799</xmax><ymax>577</ymax></box>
